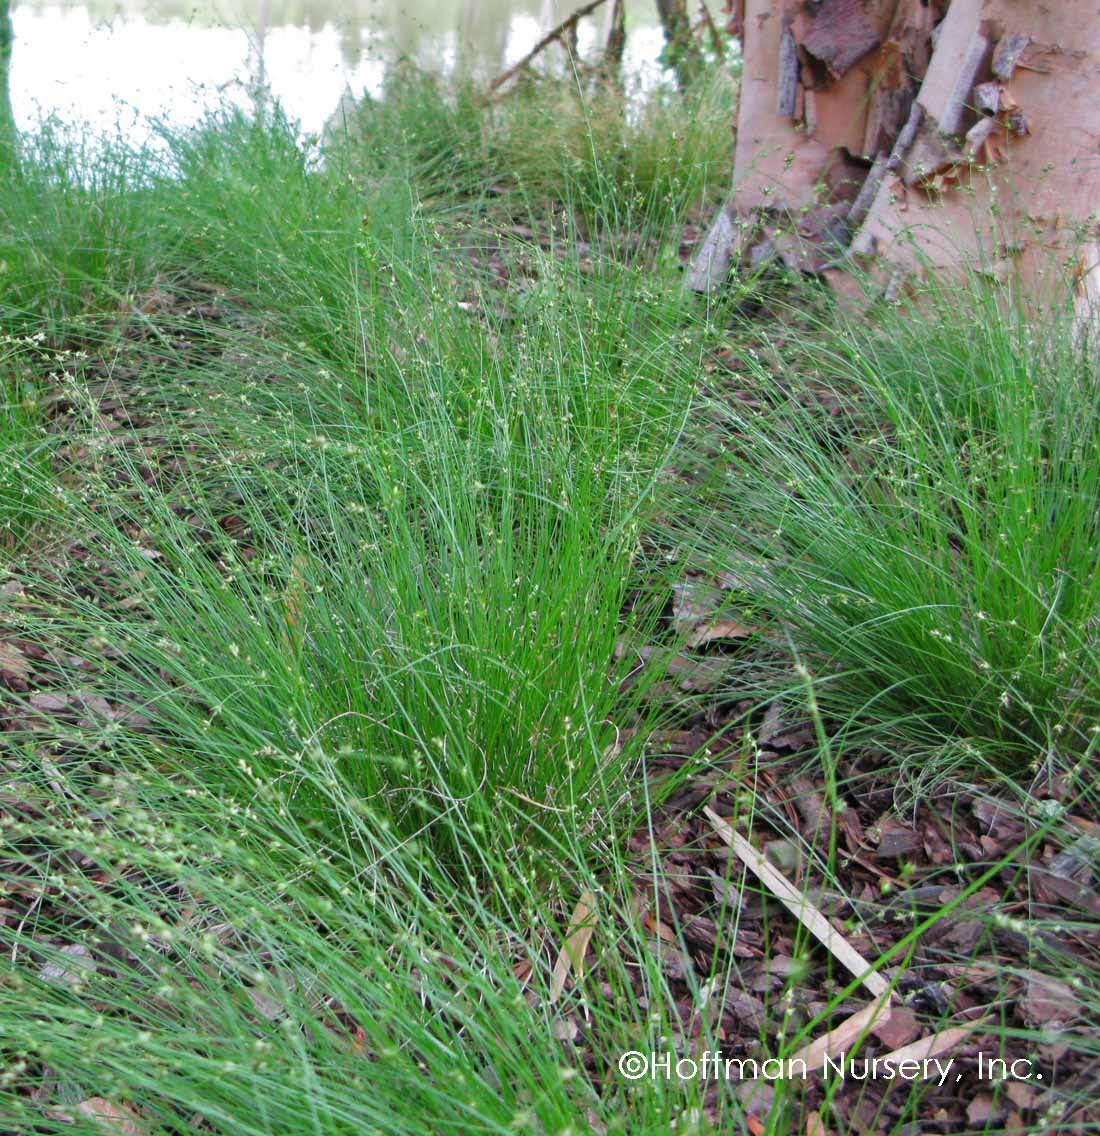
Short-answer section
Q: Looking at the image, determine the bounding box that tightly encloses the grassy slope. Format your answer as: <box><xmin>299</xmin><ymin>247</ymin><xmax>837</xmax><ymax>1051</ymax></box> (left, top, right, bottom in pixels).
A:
<box><xmin>1</xmin><ymin>69</ymin><xmax>1097</xmax><ymax>1135</ymax></box>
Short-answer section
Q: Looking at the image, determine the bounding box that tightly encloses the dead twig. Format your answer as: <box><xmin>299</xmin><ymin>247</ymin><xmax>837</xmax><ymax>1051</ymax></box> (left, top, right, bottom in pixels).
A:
<box><xmin>489</xmin><ymin>0</ymin><xmax>610</xmax><ymax>93</ymax></box>
<box><xmin>704</xmin><ymin>804</ymin><xmax>892</xmax><ymax>1000</ymax></box>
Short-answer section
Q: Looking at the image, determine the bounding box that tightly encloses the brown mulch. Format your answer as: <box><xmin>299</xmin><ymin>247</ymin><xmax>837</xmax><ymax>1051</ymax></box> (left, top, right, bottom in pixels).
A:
<box><xmin>589</xmin><ymin>711</ymin><xmax>1100</xmax><ymax>1133</ymax></box>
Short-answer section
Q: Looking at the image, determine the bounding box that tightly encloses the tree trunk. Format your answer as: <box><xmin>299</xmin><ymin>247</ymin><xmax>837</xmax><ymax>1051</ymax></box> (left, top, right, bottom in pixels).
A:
<box><xmin>657</xmin><ymin>0</ymin><xmax>704</xmax><ymax>89</ymax></box>
<box><xmin>603</xmin><ymin>0</ymin><xmax>627</xmax><ymax>77</ymax></box>
<box><xmin>0</xmin><ymin>0</ymin><xmax>14</xmax><ymax>168</ymax></box>
<box><xmin>687</xmin><ymin>0</ymin><xmax>1100</xmax><ymax>332</ymax></box>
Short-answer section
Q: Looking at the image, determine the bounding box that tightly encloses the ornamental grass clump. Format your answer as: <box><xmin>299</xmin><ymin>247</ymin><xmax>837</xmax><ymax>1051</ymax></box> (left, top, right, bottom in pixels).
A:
<box><xmin>677</xmin><ymin>276</ymin><xmax>1100</xmax><ymax>766</ymax></box>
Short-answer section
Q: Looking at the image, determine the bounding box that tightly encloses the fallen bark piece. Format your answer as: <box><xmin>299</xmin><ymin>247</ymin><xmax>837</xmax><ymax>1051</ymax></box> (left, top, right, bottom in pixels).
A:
<box><xmin>1019</xmin><ymin>972</ymin><xmax>1079</xmax><ymax>1028</ymax></box>
<box><xmin>875</xmin><ymin>816</ymin><xmax>922</xmax><ymax>859</ymax></box>
<box><xmin>704</xmin><ymin>805</ymin><xmax>892</xmax><ymax>1000</ymax></box>
<box><xmin>871</xmin><ymin>1005</ymin><xmax>921</xmax><ymax>1049</ymax></box>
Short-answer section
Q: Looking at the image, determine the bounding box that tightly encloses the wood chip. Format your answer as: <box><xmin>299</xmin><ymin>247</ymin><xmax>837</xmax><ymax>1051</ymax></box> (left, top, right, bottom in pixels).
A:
<box><xmin>0</xmin><ymin>641</ymin><xmax>31</xmax><ymax>680</ymax></box>
<box><xmin>875</xmin><ymin>816</ymin><xmax>922</xmax><ymax>858</ymax></box>
<box><xmin>872</xmin><ymin>1005</ymin><xmax>921</xmax><ymax>1049</ymax></box>
<box><xmin>1019</xmin><ymin>972</ymin><xmax>1079</xmax><ymax>1027</ymax></box>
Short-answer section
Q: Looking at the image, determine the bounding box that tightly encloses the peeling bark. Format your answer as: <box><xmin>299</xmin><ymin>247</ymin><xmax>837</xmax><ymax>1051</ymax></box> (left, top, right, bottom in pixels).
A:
<box><xmin>689</xmin><ymin>0</ymin><xmax>1100</xmax><ymax>335</ymax></box>
<box><xmin>850</xmin><ymin>1</ymin><xmax>1100</xmax><ymax>327</ymax></box>
<box><xmin>799</xmin><ymin>0</ymin><xmax>883</xmax><ymax>78</ymax></box>
<box><xmin>688</xmin><ymin>0</ymin><xmax>941</xmax><ymax>288</ymax></box>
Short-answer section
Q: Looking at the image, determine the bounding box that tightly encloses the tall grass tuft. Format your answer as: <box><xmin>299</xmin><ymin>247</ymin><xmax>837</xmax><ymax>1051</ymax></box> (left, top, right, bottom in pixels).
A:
<box><xmin>676</xmin><ymin>276</ymin><xmax>1100</xmax><ymax>765</ymax></box>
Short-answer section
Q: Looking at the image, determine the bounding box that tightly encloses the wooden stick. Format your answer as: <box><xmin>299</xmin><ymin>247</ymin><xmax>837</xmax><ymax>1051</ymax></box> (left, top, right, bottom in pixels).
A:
<box><xmin>704</xmin><ymin>805</ymin><xmax>892</xmax><ymax>1000</ymax></box>
<box><xmin>489</xmin><ymin>0</ymin><xmax>610</xmax><ymax>91</ymax></box>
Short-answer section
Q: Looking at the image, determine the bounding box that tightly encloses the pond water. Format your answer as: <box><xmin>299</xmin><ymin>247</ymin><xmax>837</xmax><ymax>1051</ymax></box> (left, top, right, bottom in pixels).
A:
<box><xmin>7</xmin><ymin>0</ymin><xmax>678</xmax><ymax>144</ymax></box>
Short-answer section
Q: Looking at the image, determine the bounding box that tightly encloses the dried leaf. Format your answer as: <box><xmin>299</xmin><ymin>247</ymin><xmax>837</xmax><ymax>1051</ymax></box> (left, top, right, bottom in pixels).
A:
<box><xmin>805</xmin><ymin>1110</ymin><xmax>829</xmax><ymax>1136</ymax></box>
<box><xmin>787</xmin><ymin>994</ymin><xmax>893</xmax><ymax>1073</ymax></box>
<box><xmin>75</xmin><ymin>1098</ymin><xmax>147</xmax><ymax>1135</ymax></box>
<box><xmin>30</xmin><ymin>692</ymin><xmax>71</xmax><ymax>712</ymax></box>
<box><xmin>876</xmin><ymin>1022</ymin><xmax>981</xmax><ymax>1068</ymax></box>
<box><xmin>672</xmin><ymin>578</ymin><xmax>756</xmax><ymax>649</ymax></box>
<box><xmin>39</xmin><ymin>944</ymin><xmax>97</xmax><ymax>987</ymax></box>
<box><xmin>246</xmin><ymin>987</ymin><xmax>288</xmax><ymax>1022</ymax></box>
<box><xmin>685</xmin><ymin>619</ymin><xmax>754</xmax><ymax>649</ymax></box>
<box><xmin>281</xmin><ymin>553</ymin><xmax>310</xmax><ymax>652</ymax></box>
<box><xmin>549</xmin><ymin>890</ymin><xmax>597</xmax><ymax>1003</ymax></box>
<box><xmin>671</xmin><ymin>579</ymin><xmax>723</xmax><ymax>632</ymax></box>
<box><xmin>1004</xmin><ymin>1079</ymin><xmax>1041</xmax><ymax>1109</ymax></box>
<box><xmin>967</xmin><ymin>1095</ymin><xmax>1000</xmax><ymax>1126</ymax></box>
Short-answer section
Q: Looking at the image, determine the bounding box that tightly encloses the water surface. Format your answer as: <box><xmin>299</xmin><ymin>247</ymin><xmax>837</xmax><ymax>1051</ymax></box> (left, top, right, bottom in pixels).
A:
<box><xmin>9</xmin><ymin>0</ymin><xmax>671</xmax><ymax>143</ymax></box>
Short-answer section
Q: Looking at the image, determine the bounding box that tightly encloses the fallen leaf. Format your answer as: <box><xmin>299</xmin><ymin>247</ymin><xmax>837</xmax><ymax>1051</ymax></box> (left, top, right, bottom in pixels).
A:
<box><xmin>75</xmin><ymin>1098</ymin><xmax>147</xmax><ymax>1135</ymax></box>
<box><xmin>787</xmin><ymin>994</ymin><xmax>893</xmax><ymax>1073</ymax></box>
<box><xmin>878</xmin><ymin>1023</ymin><xmax>980</xmax><ymax>1067</ymax></box>
<box><xmin>1004</xmin><ymin>1079</ymin><xmax>1041</xmax><ymax>1109</ymax></box>
<box><xmin>967</xmin><ymin>1094</ymin><xmax>1001</xmax><ymax>1127</ymax></box>
<box><xmin>549</xmin><ymin>890</ymin><xmax>597</xmax><ymax>1003</ymax></box>
<box><xmin>685</xmin><ymin>619</ymin><xmax>754</xmax><ymax>649</ymax></box>
<box><xmin>30</xmin><ymin>692</ymin><xmax>71</xmax><ymax>712</ymax></box>
<box><xmin>805</xmin><ymin>1111</ymin><xmax>828</xmax><ymax>1136</ymax></box>
<box><xmin>672</xmin><ymin>579</ymin><xmax>721</xmax><ymax>628</ymax></box>
<box><xmin>673</xmin><ymin>579</ymin><xmax>754</xmax><ymax>647</ymax></box>
<box><xmin>281</xmin><ymin>553</ymin><xmax>310</xmax><ymax>653</ymax></box>
<box><xmin>246</xmin><ymin>987</ymin><xmax>287</xmax><ymax>1022</ymax></box>
<box><xmin>737</xmin><ymin>1083</ymin><xmax>773</xmax><ymax>1125</ymax></box>
<box><xmin>39</xmin><ymin>944</ymin><xmax>97</xmax><ymax>987</ymax></box>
